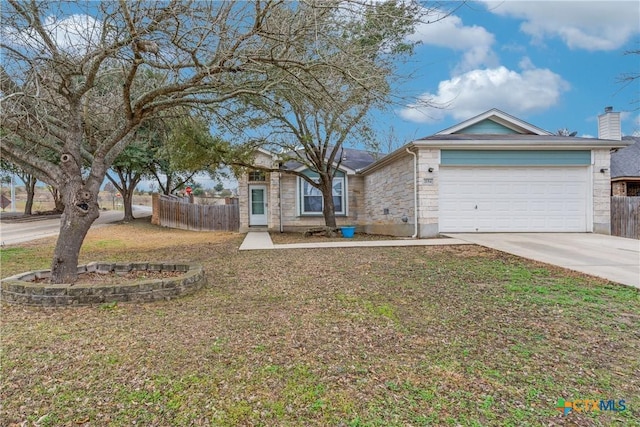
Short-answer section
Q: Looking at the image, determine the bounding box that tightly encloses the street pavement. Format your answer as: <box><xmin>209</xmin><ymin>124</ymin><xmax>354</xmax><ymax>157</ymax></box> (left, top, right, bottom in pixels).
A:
<box><xmin>0</xmin><ymin>206</ymin><xmax>152</xmax><ymax>246</ymax></box>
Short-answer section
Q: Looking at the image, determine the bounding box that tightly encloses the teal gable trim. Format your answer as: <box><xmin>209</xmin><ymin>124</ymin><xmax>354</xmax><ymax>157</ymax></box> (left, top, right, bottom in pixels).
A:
<box><xmin>441</xmin><ymin>150</ymin><xmax>591</xmax><ymax>166</ymax></box>
<box><xmin>301</xmin><ymin>169</ymin><xmax>346</xmax><ymax>178</ymax></box>
<box><xmin>453</xmin><ymin>120</ymin><xmax>519</xmax><ymax>135</ymax></box>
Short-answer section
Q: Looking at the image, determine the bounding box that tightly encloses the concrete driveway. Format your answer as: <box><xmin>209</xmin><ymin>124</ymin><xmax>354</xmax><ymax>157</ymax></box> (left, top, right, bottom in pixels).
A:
<box><xmin>445</xmin><ymin>233</ymin><xmax>640</xmax><ymax>289</ymax></box>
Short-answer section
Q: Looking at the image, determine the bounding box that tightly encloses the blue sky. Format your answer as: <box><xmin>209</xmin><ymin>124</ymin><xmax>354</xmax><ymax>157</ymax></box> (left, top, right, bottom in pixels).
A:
<box><xmin>373</xmin><ymin>0</ymin><xmax>640</xmax><ymax>146</ymax></box>
<box><xmin>5</xmin><ymin>1</ymin><xmax>639</xmax><ymax>191</ymax></box>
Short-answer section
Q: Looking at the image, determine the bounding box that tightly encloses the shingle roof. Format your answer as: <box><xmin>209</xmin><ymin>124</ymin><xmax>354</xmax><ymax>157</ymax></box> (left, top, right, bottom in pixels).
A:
<box><xmin>417</xmin><ymin>134</ymin><xmax>604</xmax><ymax>142</ymax></box>
<box><xmin>282</xmin><ymin>146</ymin><xmax>379</xmax><ymax>172</ymax></box>
<box><xmin>611</xmin><ymin>136</ymin><xmax>640</xmax><ymax>178</ymax></box>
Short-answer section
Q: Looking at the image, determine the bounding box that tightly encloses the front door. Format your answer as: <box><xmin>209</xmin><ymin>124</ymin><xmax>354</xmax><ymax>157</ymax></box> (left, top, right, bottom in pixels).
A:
<box><xmin>249</xmin><ymin>185</ymin><xmax>268</xmax><ymax>226</ymax></box>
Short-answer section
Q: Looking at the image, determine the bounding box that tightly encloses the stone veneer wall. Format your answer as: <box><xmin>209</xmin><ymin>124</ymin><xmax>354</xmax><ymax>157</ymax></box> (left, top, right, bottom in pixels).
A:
<box><xmin>279</xmin><ymin>174</ymin><xmax>364</xmax><ymax>231</ymax></box>
<box><xmin>268</xmin><ymin>170</ymin><xmax>280</xmax><ymax>230</ymax></box>
<box><xmin>1</xmin><ymin>262</ymin><xmax>206</xmax><ymax>306</ymax></box>
<box><xmin>592</xmin><ymin>148</ymin><xmax>612</xmax><ymax>234</ymax></box>
<box><xmin>611</xmin><ymin>181</ymin><xmax>626</xmax><ymax>196</ymax></box>
<box><xmin>416</xmin><ymin>148</ymin><xmax>440</xmax><ymax>237</ymax></box>
<box><xmin>238</xmin><ymin>176</ymin><xmax>249</xmax><ymax>231</ymax></box>
<box><xmin>363</xmin><ymin>154</ymin><xmax>415</xmax><ymax>236</ymax></box>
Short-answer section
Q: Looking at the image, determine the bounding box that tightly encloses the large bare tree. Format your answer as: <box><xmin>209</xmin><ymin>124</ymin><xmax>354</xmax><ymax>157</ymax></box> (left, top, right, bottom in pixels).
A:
<box><xmin>229</xmin><ymin>1</ymin><xmax>434</xmax><ymax>228</ymax></box>
<box><xmin>2</xmin><ymin>0</ymin><xmax>423</xmax><ymax>283</ymax></box>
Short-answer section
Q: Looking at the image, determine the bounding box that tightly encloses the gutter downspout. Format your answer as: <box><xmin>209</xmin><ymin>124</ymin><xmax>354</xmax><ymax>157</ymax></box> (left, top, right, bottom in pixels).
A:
<box><xmin>406</xmin><ymin>148</ymin><xmax>418</xmax><ymax>238</ymax></box>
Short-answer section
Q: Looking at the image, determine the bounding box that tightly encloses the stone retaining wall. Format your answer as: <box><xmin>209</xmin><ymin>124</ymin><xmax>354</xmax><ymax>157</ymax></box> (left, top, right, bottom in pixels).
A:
<box><xmin>1</xmin><ymin>262</ymin><xmax>207</xmax><ymax>306</ymax></box>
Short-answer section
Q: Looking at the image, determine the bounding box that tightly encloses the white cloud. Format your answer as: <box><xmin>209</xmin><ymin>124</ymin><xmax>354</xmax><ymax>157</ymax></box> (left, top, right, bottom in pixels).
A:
<box><xmin>482</xmin><ymin>1</ymin><xmax>640</xmax><ymax>51</ymax></box>
<box><xmin>2</xmin><ymin>14</ymin><xmax>103</xmax><ymax>56</ymax></box>
<box><xmin>409</xmin><ymin>11</ymin><xmax>498</xmax><ymax>72</ymax></box>
<box><xmin>400</xmin><ymin>65</ymin><xmax>570</xmax><ymax>123</ymax></box>
<box><xmin>518</xmin><ymin>56</ymin><xmax>535</xmax><ymax>71</ymax></box>
<box><xmin>45</xmin><ymin>14</ymin><xmax>103</xmax><ymax>53</ymax></box>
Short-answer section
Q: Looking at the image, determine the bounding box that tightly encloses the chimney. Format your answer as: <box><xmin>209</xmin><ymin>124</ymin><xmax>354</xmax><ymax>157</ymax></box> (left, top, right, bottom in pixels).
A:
<box><xmin>597</xmin><ymin>106</ymin><xmax>621</xmax><ymax>140</ymax></box>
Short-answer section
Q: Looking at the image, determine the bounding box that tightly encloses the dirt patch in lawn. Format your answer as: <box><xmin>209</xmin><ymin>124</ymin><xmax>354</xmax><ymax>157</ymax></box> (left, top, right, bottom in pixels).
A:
<box><xmin>270</xmin><ymin>231</ymin><xmax>408</xmax><ymax>244</ymax></box>
<box><xmin>31</xmin><ymin>270</ymin><xmax>183</xmax><ymax>286</ymax></box>
<box><xmin>1</xmin><ymin>218</ymin><xmax>638</xmax><ymax>427</ymax></box>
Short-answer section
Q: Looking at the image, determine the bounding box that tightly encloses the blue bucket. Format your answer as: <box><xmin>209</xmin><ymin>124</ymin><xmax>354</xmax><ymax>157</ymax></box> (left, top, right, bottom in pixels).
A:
<box><xmin>341</xmin><ymin>226</ymin><xmax>356</xmax><ymax>238</ymax></box>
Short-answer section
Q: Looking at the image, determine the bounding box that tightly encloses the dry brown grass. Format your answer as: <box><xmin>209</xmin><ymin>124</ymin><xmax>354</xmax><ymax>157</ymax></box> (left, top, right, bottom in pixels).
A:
<box><xmin>1</xmin><ymin>218</ymin><xmax>638</xmax><ymax>426</ymax></box>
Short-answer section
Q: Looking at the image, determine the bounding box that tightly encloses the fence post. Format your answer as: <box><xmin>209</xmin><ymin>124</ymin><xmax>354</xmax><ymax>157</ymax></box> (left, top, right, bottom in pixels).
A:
<box><xmin>151</xmin><ymin>193</ymin><xmax>160</xmax><ymax>225</ymax></box>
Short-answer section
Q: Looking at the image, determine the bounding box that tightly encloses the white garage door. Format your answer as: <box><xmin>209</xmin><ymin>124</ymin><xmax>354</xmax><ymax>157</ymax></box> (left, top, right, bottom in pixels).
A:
<box><xmin>439</xmin><ymin>166</ymin><xmax>590</xmax><ymax>232</ymax></box>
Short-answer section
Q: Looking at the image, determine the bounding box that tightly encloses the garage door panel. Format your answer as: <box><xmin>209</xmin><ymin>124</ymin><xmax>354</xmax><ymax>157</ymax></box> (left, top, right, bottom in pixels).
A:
<box><xmin>439</xmin><ymin>166</ymin><xmax>589</xmax><ymax>232</ymax></box>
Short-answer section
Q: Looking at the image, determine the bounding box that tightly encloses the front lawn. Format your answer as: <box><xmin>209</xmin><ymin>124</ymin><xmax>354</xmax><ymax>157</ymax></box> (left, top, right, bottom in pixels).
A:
<box><xmin>1</xmin><ymin>219</ymin><xmax>638</xmax><ymax>426</ymax></box>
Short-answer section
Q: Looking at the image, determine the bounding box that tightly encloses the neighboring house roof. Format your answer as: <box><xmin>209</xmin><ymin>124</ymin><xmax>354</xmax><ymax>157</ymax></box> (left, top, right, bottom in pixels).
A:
<box><xmin>611</xmin><ymin>136</ymin><xmax>640</xmax><ymax>179</ymax></box>
<box><xmin>282</xmin><ymin>146</ymin><xmax>379</xmax><ymax>174</ymax></box>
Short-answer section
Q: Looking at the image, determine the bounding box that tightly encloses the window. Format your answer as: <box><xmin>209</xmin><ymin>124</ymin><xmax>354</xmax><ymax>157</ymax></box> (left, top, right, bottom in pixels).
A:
<box><xmin>299</xmin><ymin>177</ymin><xmax>345</xmax><ymax>215</ymax></box>
<box><xmin>248</xmin><ymin>170</ymin><xmax>266</xmax><ymax>182</ymax></box>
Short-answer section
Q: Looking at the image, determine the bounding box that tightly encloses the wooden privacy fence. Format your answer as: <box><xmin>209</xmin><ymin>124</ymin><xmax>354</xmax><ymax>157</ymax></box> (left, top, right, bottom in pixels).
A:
<box><xmin>153</xmin><ymin>194</ymin><xmax>239</xmax><ymax>232</ymax></box>
<box><xmin>611</xmin><ymin>196</ymin><xmax>639</xmax><ymax>239</ymax></box>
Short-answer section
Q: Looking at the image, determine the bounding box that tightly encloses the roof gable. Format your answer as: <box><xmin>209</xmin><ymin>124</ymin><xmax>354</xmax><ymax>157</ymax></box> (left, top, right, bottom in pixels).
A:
<box><xmin>436</xmin><ymin>108</ymin><xmax>552</xmax><ymax>136</ymax></box>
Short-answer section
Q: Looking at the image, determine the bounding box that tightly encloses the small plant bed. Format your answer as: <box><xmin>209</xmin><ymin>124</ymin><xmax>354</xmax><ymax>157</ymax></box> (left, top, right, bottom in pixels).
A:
<box><xmin>32</xmin><ymin>270</ymin><xmax>183</xmax><ymax>286</ymax></box>
<box><xmin>270</xmin><ymin>231</ymin><xmax>406</xmax><ymax>244</ymax></box>
<box><xmin>1</xmin><ymin>262</ymin><xmax>206</xmax><ymax>307</ymax></box>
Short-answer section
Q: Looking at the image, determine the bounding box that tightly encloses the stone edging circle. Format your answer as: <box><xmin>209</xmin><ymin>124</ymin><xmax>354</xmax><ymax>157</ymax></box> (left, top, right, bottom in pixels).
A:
<box><xmin>0</xmin><ymin>262</ymin><xmax>207</xmax><ymax>306</ymax></box>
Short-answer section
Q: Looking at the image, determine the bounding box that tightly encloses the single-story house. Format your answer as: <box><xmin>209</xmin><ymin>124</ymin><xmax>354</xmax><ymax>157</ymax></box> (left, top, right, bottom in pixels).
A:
<box><xmin>238</xmin><ymin>108</ymin><xmax>629</xmax><ymax>236</ymax></box>
<box><xmin>611</xmin><ymin>136</ymin><xmax>640</xmax><ymax>196</ymax></box>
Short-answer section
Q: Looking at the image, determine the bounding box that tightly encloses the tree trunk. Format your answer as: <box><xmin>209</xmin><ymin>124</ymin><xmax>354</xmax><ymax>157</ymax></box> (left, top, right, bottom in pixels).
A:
<box><xmin>319</xmin><ymin>175</ymin><xmax>337</xmax><ymax>228</ymax></box>
<box><xmin>23</xmin><ymin>175</ymin><xmax>36</xmax><ymax>215</ymax></box>
<box><xmin>122</xmin><ymin>189</ymin><xmax>135</xmax><ymax>221</ymax></box>
<box><xmin>107</xmin><ymin>172</ymin><xmax>141</xmax><ymax>222</ymax></box>
<box><xmin>48</xmin><ymin>186</ymin><xmax>65</xmax><ymax>213</ymax></box>
<box><xmin>50</xmin><ymin>210</ymin><xmax>98</xmax><ymax>283</ymax></box>
<box><xmin>50</xmin><ymin>182</ymin><xmax>100</xmax><ymax>284</ymax></box>
<box><xmin>54</xmin><ymin>196</ymin><xmax>65</xmax><ymax>213</ymax></box>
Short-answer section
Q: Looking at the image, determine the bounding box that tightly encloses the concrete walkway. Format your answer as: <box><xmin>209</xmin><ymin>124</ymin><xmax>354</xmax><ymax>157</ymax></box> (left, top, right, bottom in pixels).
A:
<box><xmin>238</xmin><ymin>231</ymin><xmax>275</xmax><ymax>250</ymax></box>
<box><xmin>239</xmin><ymin>231</ymin><xmax>471</xmax><ymax>251</ymax></box>
<box><xmin>447</xmin><ymin>233</ymin><xmax>640</xmax><ymax>289</ymax></box>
